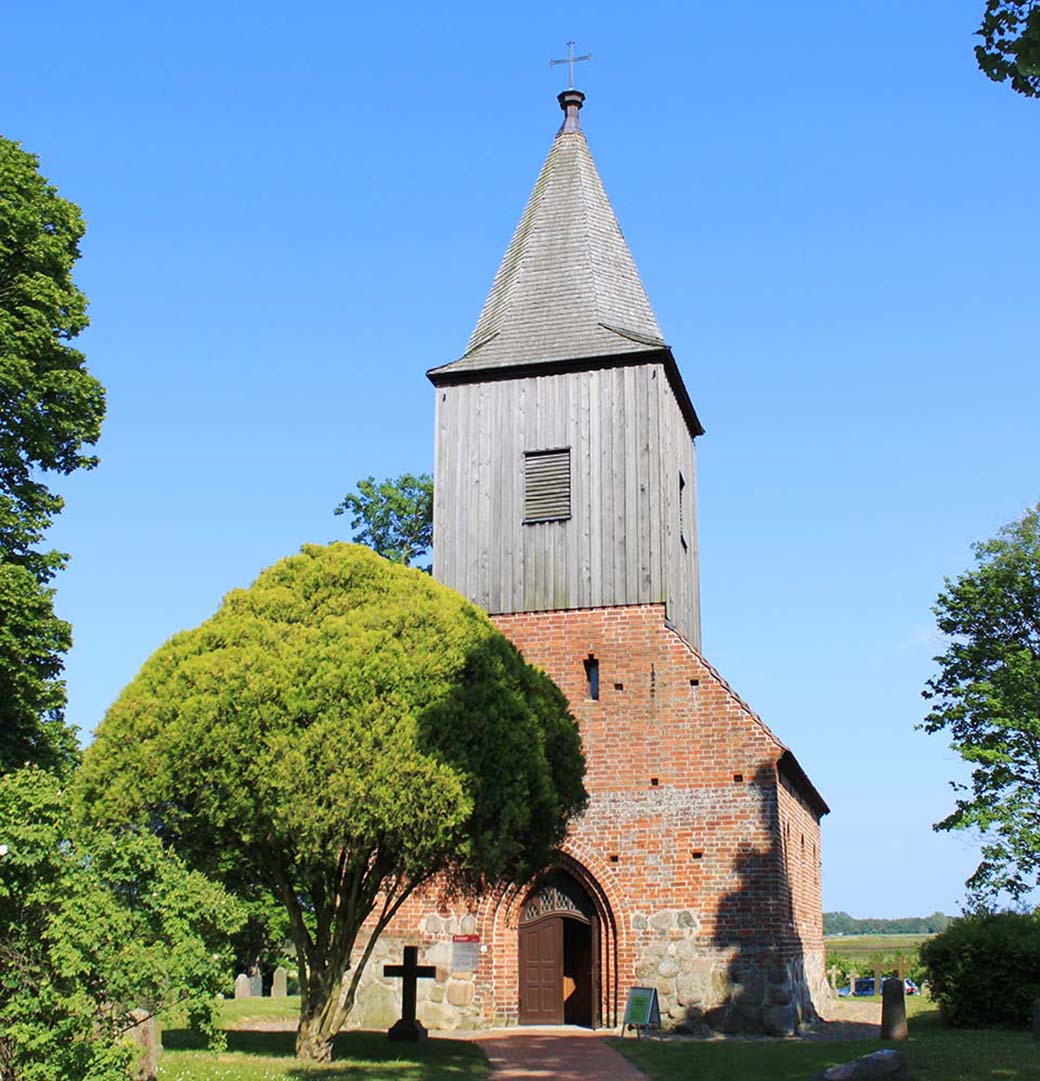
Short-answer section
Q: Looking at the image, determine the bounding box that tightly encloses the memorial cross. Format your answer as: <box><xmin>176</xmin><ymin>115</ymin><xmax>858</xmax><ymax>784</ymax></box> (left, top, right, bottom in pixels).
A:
<box><xmin>383</xmin><ymin>946</ymin><xmax>436</xmax><ymax>1042</ymax></box>
<box><xmin>550</xmin><ymin>41</ymin><xmax>592</xmax><ymax>88</ymax></box>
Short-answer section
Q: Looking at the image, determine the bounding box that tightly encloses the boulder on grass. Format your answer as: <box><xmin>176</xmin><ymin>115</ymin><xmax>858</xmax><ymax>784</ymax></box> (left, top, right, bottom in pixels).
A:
<box><xmin>813</xmin><ymin>1048</ymin><xmax>907</xmax><ymax>1081</ymax></box>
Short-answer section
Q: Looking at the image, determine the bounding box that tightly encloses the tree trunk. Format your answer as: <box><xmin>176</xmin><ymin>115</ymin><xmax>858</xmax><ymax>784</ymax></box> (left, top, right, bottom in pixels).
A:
<box><xmin>295</xmin><ymin>965</ymin><xmax>351</xmax><ymax>1063</ymax></box>
<box><xmin>295</xmin><ymin>1014</ymin><xmax>335</xmax><ymax>1063</ymax></box>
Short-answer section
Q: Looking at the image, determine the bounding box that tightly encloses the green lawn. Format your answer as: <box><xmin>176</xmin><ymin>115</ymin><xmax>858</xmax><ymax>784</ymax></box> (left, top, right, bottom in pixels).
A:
<box><xmin>825</xmin><ymin>933</ymin><xmax>933</xmax><ymax>956</ymax></box>
<box><xmin>217</xmin><ymin>996</ymin><xmax>302</xmax><ymax>1025</ymax></box>
<box><xmin>613</xmin><ymin>1008</ymin><xmax>1040</xmax><ymax>1081</ymax></box>
<box><xmin>159</xmin><ymin>999</ymin><xmax>489</xmax><ymax>1080</ymax></box>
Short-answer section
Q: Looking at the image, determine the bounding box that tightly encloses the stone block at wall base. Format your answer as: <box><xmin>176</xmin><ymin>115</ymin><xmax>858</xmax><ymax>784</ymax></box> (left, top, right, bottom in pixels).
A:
<box><xmin>761</xmin><ymin>1004</ymin><xmax>800</xmax><ymax>1037</ymax></box>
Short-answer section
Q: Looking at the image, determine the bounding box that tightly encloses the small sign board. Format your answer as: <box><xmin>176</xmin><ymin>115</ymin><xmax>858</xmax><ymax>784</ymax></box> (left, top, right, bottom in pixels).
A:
<box><xmin>621</xmin><ymin>986</ymin><xmax>661</xmax><ymax>1038</ymax></box>
<box><xmin>451</xmin><ymin>934</ymin><xmax>480</xmax><ymax>972</ymax></box>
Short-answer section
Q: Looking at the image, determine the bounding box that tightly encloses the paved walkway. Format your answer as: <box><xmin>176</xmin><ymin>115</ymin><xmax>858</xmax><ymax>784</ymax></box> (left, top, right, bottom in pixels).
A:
<box><xmin>473</xmin><ymin>1028</ymin><xmax>647</xmax><ymax>1081</ymax></box>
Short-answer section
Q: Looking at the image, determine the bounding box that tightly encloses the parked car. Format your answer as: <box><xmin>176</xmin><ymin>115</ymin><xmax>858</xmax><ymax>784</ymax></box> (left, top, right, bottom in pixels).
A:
<box><xmin>839</xmin><ymin>976</ymin><xmax>918</xmax><ymax>997</ymax></box>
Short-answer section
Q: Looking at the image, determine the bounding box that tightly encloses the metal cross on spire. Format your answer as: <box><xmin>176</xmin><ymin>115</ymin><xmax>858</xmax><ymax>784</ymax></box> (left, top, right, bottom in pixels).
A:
<box><xmin>549</xmin><ymin>40</ymin><xmax>591</xmax><ymax>88</ymax></box>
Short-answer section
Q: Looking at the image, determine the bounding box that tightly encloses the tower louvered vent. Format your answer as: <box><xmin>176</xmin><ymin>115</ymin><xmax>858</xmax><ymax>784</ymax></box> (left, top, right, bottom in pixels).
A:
<box><xmin>524</xmin><ymin>449</ymin><xmax>571</xmax><ymax>523</ymax></box>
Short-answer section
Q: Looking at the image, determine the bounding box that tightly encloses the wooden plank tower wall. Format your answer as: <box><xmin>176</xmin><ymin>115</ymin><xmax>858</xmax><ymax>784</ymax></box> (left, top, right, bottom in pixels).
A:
<box><xmin>348</xmin><ymin>88</ymin><xmax>830</xmax><ymax>1036</ymax></box>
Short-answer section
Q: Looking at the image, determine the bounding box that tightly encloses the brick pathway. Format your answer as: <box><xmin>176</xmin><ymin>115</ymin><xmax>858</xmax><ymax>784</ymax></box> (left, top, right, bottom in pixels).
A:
<box><xmin>473</xmin><ymin>1028</ymin><xmax>648</xmax><ymax>1081</ymax></box>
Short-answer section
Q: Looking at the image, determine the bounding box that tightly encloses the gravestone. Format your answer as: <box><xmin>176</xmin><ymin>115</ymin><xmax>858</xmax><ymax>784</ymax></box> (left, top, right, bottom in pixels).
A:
<box><xmin>272</xmin><ymin>966</ymin><xmax>288</xmax><ymax>998</ymax></box>
<box><xmin>848</xmin><ymin>970</ymin><xmax>857</xmax><ymax>996</ymax></box>
<box><xmin>234</xmin><ymin>973</ymin><xmax>251</xmax><ymax>999</ymax></box>
<box><xmin>880</xmin><ymin>977</ymin><xmax>908</xmax><ymax>1041</ymax></box>
<box><xmin>249</xmin><ymin>973</ymin><xmax>263</xmax><ymax>998</ymax></box>
<box><xmin>383</xmin><ymin>945</ymin><xmax>436</xmax><ymax>1041</ymax></box>
<box><xmin>126</xmin><ymin>1008</ymin><xmax>160</xmax><ymax>1081</ymax></box>
<box><xmin>827</xmin><ymin>964</ymin><xmax>840</xmax><ymax>991</ymax></box>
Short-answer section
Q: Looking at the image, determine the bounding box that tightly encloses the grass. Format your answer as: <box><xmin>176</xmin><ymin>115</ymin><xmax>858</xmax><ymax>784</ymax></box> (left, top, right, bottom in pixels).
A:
<box><xmin>159</xmin><ymin>998</ymin><xmax>490</xmax><ymax>1080</ymax></box>
<box><xmin>160</xmin><ymin>1031</ymin><xmax>489</xmax><ymax>1081</ymax></box>
<box><xmin>612</xmin><ymin>1004</ymin><xmax>1040</xmax><ymax>1081</ymax></box>
<box><xmin>825</xmin><ymin>933</ymin><xmax>934</xmax><ymax>956</ymax></box>
<box><xmin>216</xmin><ymin>996</ymin><xmax>303</xmax><ymax>1025</ymax></box>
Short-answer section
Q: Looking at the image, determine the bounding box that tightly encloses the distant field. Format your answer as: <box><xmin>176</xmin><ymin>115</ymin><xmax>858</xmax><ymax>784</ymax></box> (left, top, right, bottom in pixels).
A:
<box><xmin>825</xmin><ymin>933</ymin><xmax>934</xmax><ymax>956</ymax></box>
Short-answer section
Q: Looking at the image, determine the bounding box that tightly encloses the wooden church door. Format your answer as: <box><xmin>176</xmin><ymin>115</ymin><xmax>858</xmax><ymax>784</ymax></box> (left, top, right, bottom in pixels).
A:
<box><xmin>518</xmin><ymin>868</ymin><xmax>602</xmax><ymax>1026</ymax></box>
<box><xmin>518</xmin><ymin>916</ymin><xmax>564</xmax><ymax>1024</ymax></box>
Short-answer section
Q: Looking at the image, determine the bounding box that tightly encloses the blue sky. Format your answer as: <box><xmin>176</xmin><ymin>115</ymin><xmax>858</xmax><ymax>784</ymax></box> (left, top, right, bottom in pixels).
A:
<box><xmin>5</xmin><ymin>1</ymin><xmax>1038</xmax><ymax>919</ymax></box>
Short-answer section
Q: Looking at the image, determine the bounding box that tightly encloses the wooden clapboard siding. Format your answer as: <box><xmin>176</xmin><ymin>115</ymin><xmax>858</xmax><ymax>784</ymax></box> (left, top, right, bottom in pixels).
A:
<box><xmin>432</xmin><ymin>360</ymin><xmax>701</xmax><ymax>649</ymax></box>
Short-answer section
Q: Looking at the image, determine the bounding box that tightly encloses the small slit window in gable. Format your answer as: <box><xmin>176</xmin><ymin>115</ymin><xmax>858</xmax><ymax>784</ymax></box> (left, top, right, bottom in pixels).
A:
<box><xmin>524</xmin><ymin>448</ymin><xmax>571</xmax><ymax>523</ymax></box>
<box><xmin>584</xmin><ymin>655</ymin><xmax>599</xmax><ymax>701</ymax></box>
<box><xmin>679</xmin><ymin>472</ymin><xmax>688</xmax><ymax>551</ymax></box>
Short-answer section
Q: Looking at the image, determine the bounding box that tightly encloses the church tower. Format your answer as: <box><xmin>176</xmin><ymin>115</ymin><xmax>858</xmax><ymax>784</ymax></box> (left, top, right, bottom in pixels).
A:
<box><xmin>429</xmin><ymin>89</ymin><xmax>703</xmax><ymax>650</ymax></box>
<box><xmin>348</xmin><ymin>86</ymin><xmax>828</xmax><ymax>1037</ymax></box>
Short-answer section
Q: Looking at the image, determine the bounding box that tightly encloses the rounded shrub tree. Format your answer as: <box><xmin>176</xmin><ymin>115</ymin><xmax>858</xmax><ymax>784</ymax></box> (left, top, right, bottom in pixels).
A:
<box><xmin>76</xmin><ymin>543</ymin><xmax>586</xmax><ymax>1062</ymax></box>
<box><xmin>919</xmin><ymin>911</ymin><xmax>1040</xmax><ymax>1027</ymax></box>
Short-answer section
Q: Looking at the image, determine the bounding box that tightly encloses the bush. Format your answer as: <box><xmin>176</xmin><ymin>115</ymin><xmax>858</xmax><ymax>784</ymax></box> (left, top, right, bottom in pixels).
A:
<box><xmin>919</xmin><ymin>911</ymin><xmax>1040</xmax><ymax>1027</ymax></box>
<box><xmin>0</xmin><ymin>767</ymin><xmax>243</xmax><ymax>1080</ymax></box>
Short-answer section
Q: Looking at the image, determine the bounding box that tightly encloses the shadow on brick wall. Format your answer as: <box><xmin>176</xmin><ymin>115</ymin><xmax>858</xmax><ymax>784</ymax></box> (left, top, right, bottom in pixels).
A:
<box><xmin>703</xmin><ymin>762</ymin><xmax>815</xmax><ymax>1036</ymax></box>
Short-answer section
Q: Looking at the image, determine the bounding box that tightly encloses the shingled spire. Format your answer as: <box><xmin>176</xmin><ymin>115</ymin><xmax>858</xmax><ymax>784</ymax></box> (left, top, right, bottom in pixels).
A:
<box><xmin>429</xmin><ymin>90</ymin><xmax>666</xmax><ymax>377</ymax></box>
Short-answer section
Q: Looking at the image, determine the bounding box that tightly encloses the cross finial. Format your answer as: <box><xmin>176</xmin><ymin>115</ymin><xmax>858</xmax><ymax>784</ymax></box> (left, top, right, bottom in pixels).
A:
<box><xmin>549</xmin><ymin>40</ymin><xmax>591</xmax><ymax>89</ymax></box>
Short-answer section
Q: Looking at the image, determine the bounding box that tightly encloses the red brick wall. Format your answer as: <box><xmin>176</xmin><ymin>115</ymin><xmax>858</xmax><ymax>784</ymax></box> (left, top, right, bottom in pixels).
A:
<box><xmin>349</xmin><ymin>603</ymin><xmax>826</xmax><ymax>1032</ymax></box>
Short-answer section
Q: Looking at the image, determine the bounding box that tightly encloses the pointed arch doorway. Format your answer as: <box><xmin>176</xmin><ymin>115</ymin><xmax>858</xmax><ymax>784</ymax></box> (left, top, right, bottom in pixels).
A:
<box><xmin>518</xmin><ymin>868</ymin><xmax>601</xmax><ymax>1026</ymax></box>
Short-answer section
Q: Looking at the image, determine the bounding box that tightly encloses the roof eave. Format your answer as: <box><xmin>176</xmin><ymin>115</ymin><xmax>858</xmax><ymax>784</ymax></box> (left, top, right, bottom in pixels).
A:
<box><xmin>427</xmin><ymin>346</ymin><xmax>705</xmax><ymax>440</ymax></box>
<box><xmin>777</xmin><ymin>749</ymin><xmax>830</xmax><ymax>819</ymax></box>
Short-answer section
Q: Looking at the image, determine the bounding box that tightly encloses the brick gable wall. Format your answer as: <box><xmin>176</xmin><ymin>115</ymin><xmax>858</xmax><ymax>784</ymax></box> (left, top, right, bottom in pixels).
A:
<box><xmin>345</xmin><ymin>603</ymin><xmax>826</xmax><ymax>1033</ymax></box>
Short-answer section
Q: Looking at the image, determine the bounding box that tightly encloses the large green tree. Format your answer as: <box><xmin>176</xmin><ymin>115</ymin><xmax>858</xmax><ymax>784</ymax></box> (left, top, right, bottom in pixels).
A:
<box><xmin>922</xmin><ymin>504</ymin><xmax>1040</xmax><ymax>903</ymax></box>
<box><xmin>335</xmin><ymin>473</ymin><xmax>433</xmax><ymax>569</ymax></box>
<box><xmin>0</xmin><ymin>767</ymin><xmax>241</xmax><ymax>1081</ymax></box>
<box><xmin>976</xmin><ymin>0</ymin><xmax>1040</xmax><ymax>98</ymax></box>
<box><xmin>0</xmin><ymin>136</ymin><xmax>106</xmax><ymax>774</ymax></box>
<box><xmin>77</xmin><ymin>543</ymin><xmax>586</xmax><ymax>1062</ymax></box>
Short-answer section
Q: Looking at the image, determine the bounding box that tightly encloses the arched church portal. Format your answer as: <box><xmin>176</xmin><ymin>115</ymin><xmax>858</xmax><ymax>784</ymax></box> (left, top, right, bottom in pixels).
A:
<box><xmin>518</xmin><ymin>867</ymin><xmax>609</xmax><ymax>1027</ymax></box>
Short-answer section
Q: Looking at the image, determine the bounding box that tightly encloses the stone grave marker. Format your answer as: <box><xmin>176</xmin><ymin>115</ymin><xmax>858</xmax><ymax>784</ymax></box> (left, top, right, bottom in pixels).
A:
<box><xmin>880</xmin><ymin>977</ymin><xmax>908</xmax><ymax>1041</ymax></box>
<box><xmin>816</xmin><ymin>1049</ymin><xmax>907</xmax><ymax>1080</ymax></box>
<box><xmin>383</xmin><ymin>945</ymin><xmax>436</xmax><ymax>1041</ymax></box>
<box><xmin>234</xmin><ymin>973</ymin><xmax>251</xmax><ymax>998</ymax></box>
<box><xmin>126</xmin><ymin>1008</ymin><xmax>160</xmax><ymax>1081</ymax></box>
<box><xmin>249</xmin><ymin>973</ymin><xmax>263</xmax><ymax>997</ymax></box>
<box><xmin>827</xmin><ymin>964</ymin><xmax>840</xmax><ymax>991</ymax></box>
<box><xmin>272</xmin><ymin>966</ymin><xmax>288</xmax><ymax>998</ymax></box>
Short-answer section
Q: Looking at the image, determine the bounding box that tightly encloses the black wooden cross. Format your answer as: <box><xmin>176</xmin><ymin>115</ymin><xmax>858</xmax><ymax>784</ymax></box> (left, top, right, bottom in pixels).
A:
<box><xmin>383</xmin><ymin>945</ymin><xmax>436</xmax><ymax>1042</ymax></box>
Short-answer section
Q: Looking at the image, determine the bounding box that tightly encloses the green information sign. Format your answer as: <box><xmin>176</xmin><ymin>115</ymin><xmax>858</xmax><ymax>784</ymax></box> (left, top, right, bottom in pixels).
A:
<box><xmin>621</xmin><ymin>986</ymin><xmax>661</xmax><ymax>1037</ymax></box>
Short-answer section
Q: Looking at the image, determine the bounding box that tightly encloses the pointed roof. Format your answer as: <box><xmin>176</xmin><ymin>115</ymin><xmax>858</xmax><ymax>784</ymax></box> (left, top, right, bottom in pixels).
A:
<box><xmin>429</xmin><ymin>90</ymin><xmax>667</xmax><ymax>379</ymax></box>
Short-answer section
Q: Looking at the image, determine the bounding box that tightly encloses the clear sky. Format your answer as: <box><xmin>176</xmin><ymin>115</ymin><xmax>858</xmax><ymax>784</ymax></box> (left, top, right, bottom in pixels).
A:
<box><xmin>4</xmin><ymin>1</ymin><xmax>1037</xmax><ymax>919</ymax></box>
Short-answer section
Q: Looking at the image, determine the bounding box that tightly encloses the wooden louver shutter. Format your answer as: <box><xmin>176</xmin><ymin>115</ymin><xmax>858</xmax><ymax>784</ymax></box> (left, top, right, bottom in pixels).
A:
<box><xmin>524</xmin><ymin>448</ymin><xmax>571</xmax><ymax>523</ymax></box>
